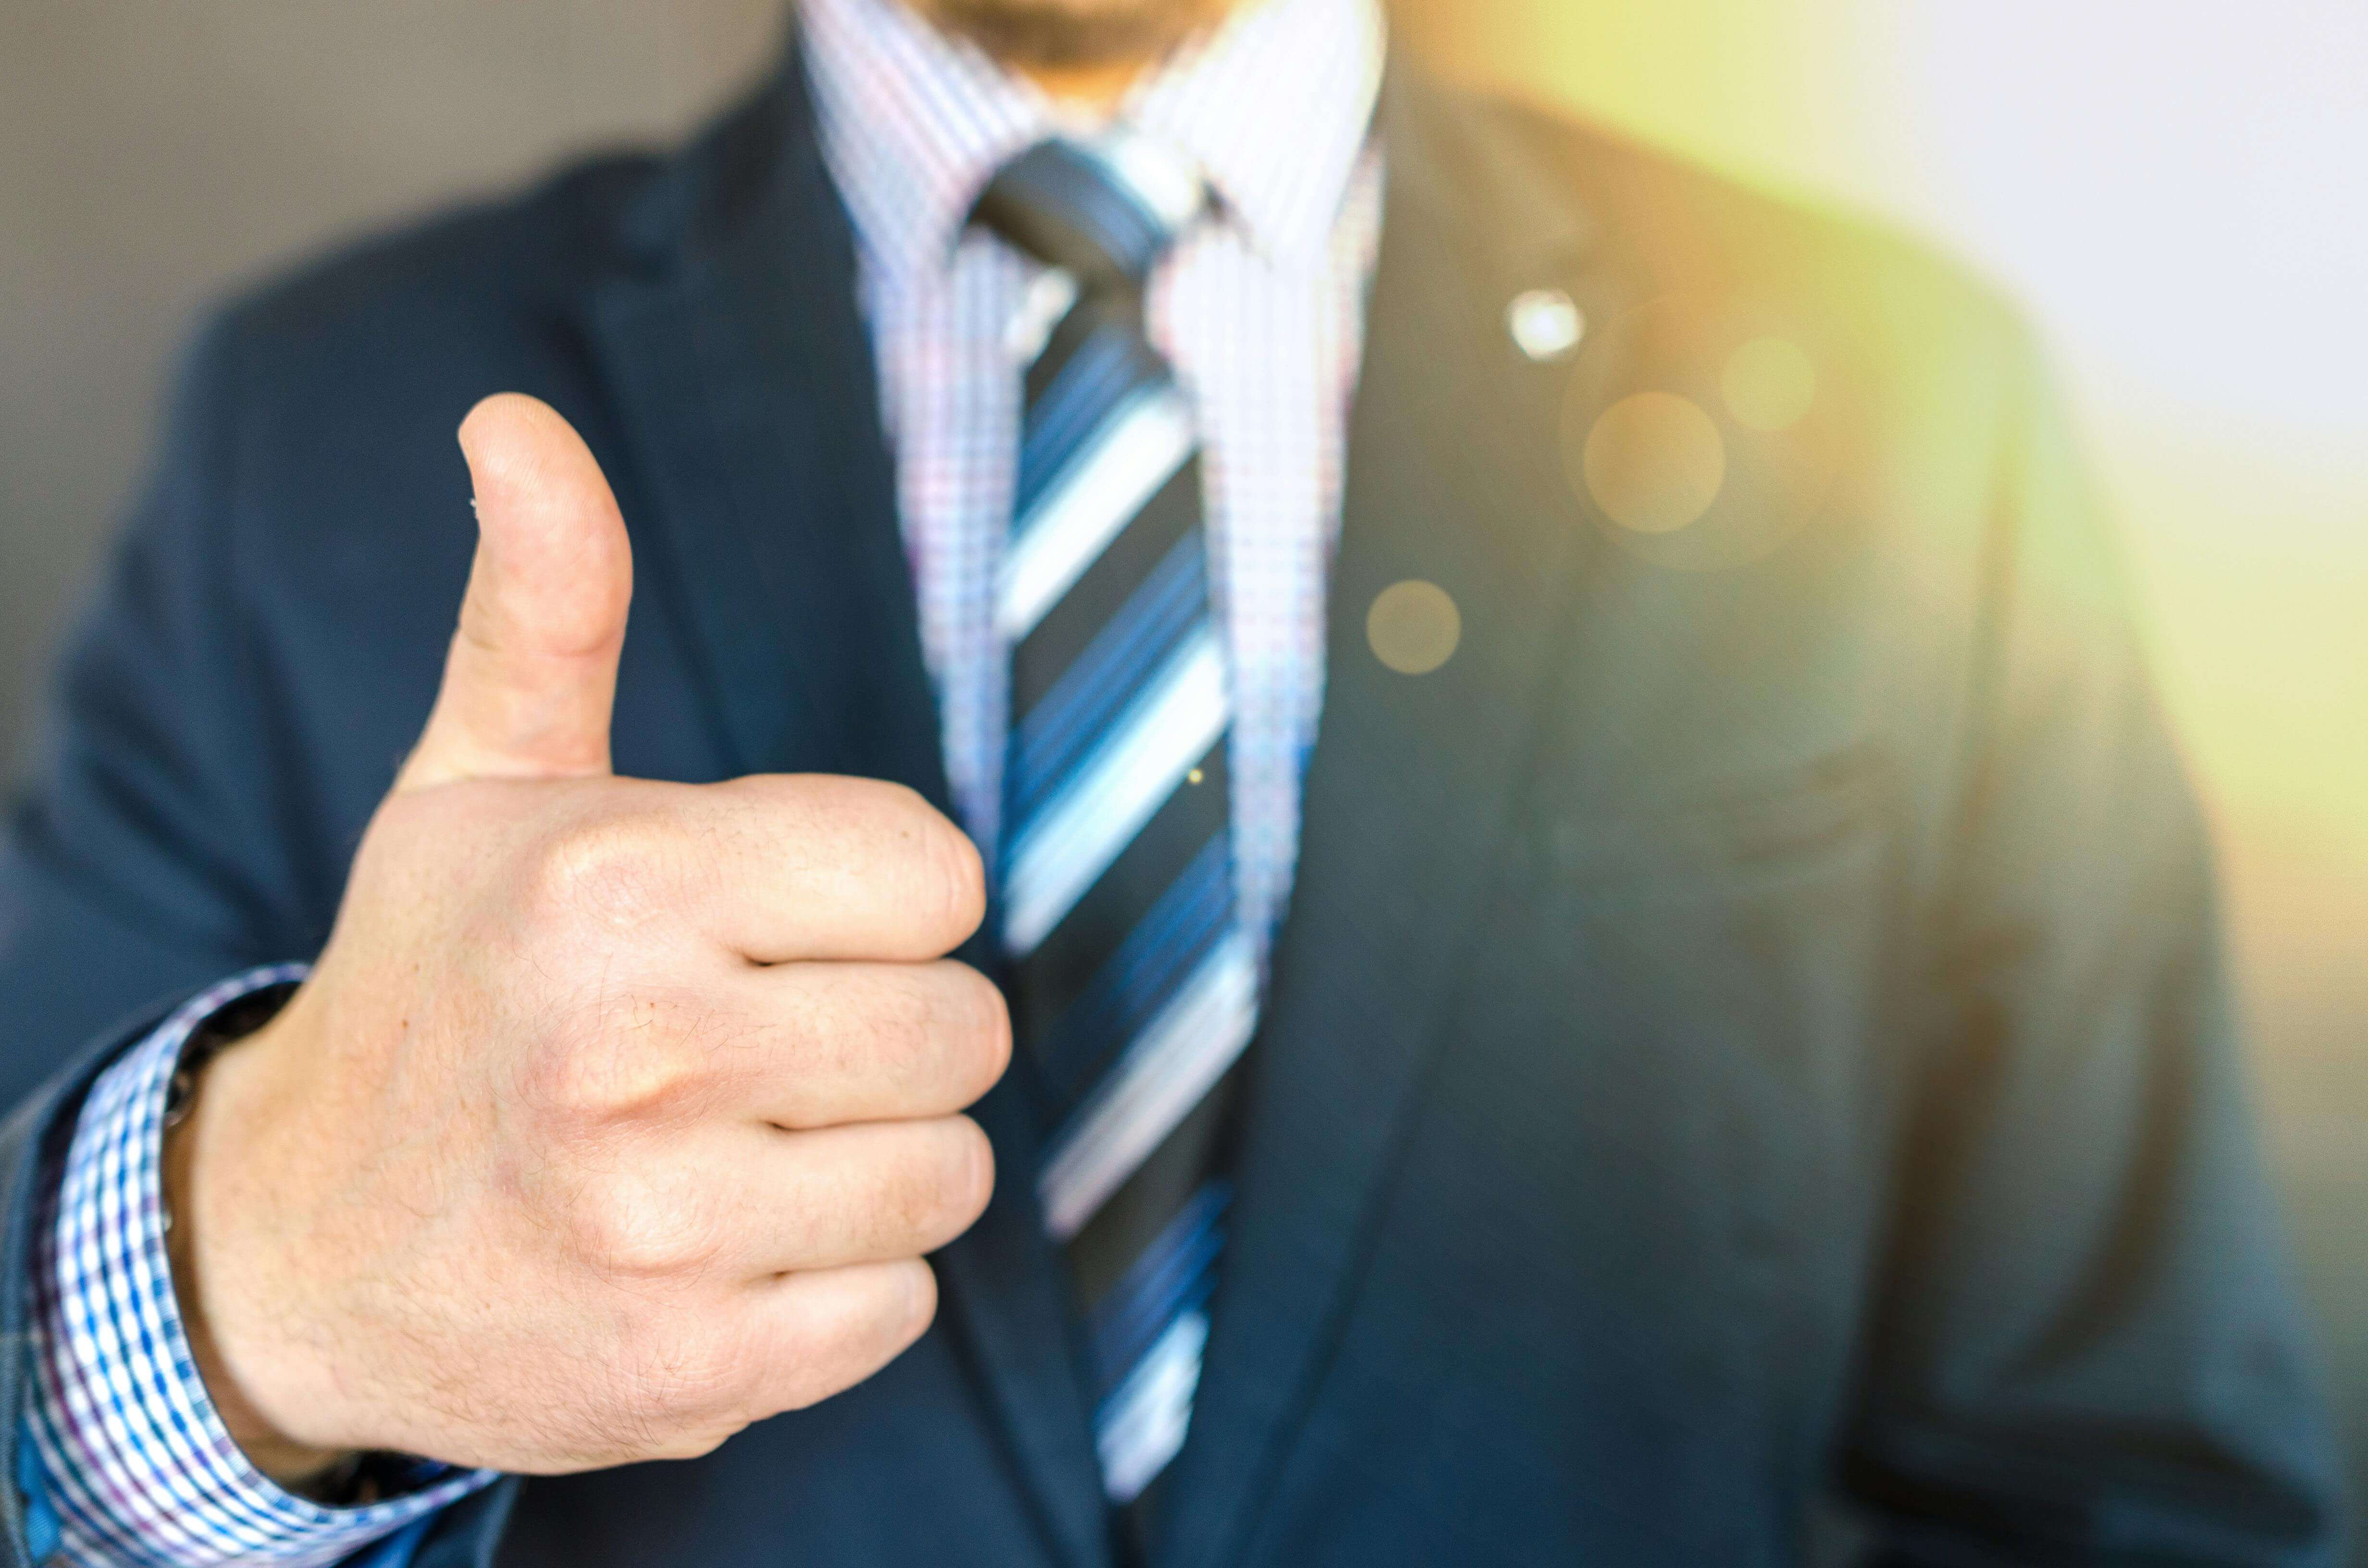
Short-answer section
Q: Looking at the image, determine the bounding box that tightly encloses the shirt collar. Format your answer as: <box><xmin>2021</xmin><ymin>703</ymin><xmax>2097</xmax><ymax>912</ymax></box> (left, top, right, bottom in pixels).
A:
<box><xmin>1127</xmin><ymin>0</ymin><xmax>1385</xmax><ymax>271</ymax></box>
<box><xmin>800</xmin><ymin>0</ymin><xmax>1387</xmax><ymax>282</ymax></box>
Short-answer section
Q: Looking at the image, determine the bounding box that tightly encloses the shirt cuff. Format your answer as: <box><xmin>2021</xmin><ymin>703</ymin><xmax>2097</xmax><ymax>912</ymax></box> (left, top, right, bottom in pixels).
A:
<box><xmin>25</xmin><ymin>967</ymin><xmax>499</xmax><ymax>1568</ymax></box>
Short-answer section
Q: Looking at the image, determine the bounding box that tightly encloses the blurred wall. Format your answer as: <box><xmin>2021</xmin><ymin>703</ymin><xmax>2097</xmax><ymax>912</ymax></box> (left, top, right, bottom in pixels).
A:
<box><xmin>0</xmin><ymin>0</ymin><xmax>785</xmax><ymax>778</ymax></box>
<box><xmin>3</xmin><ymin>0</ymin><xmax>2361</xmax><ymax>1546</ymax></box>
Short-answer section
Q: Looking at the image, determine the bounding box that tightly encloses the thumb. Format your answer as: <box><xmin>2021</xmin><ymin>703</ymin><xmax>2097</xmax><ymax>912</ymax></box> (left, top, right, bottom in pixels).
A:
<box><xmin>397</xmin><ymin>394</ymin><xmax>634</xmax><ymax>793</ymax></box>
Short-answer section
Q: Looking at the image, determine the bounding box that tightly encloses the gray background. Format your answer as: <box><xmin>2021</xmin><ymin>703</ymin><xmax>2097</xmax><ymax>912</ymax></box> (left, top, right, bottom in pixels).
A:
<box><xmin>3</xmin><ymin>1</ymin><xmax>2360</xmax><ymax>1550</ymax></box>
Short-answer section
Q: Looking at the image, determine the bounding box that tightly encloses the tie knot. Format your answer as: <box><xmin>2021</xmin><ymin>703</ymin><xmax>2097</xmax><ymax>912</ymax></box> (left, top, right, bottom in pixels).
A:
<box><xmin>974</xmin><ymin>132</ymin><xmax>1206</xmax><ymax>289</ymax></box>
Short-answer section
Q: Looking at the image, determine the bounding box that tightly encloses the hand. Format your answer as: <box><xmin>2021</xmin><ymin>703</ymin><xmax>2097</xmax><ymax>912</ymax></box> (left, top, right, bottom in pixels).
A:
<box><xmin>164</xmin><ymin>395</ymin><xmax>1006</xmax><ymax>1482</ymax></box>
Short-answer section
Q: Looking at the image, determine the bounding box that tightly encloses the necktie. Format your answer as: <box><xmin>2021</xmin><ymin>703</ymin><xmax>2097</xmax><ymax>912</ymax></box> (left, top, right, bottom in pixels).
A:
<box><xmin>976</xmin><ymin>136</ymin><xmax>1253</xmax><ymax>1522</ymax></box>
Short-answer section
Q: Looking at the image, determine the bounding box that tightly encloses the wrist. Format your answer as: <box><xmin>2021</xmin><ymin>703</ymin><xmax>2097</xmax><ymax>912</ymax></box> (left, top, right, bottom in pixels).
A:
<box><xmin>161</xmin><ymin>992</ymin><xmax>361</xmax><ymax>1489</ymax></box>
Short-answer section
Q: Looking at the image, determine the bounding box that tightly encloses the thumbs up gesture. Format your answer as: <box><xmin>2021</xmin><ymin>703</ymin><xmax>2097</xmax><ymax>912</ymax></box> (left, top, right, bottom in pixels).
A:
<box><xmin>167</xmin><ymin>396</ymin><xmax>1006</xmax><ymax>1481</ymax></box>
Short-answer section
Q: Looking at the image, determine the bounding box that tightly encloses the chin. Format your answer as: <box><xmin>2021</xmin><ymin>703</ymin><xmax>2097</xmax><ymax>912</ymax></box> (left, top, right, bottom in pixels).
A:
<box><xmin>916</xmin><ymin>0</ymin><xmax>1230</xmax><ymax>71</ymax></box>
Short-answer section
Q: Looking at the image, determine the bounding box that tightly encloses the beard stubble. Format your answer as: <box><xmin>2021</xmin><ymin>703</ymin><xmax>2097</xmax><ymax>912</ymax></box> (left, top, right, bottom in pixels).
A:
<box><xmin>915</xmin><ymin>0</ymin><xmax>1235</xmax><ymax>71</ymax></box>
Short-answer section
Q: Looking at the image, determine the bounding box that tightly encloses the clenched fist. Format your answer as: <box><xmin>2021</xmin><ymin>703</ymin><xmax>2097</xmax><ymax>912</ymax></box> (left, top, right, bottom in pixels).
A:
<box><xmin>166</xmin><ymin>395</ymin><xmax>1007</xmax><ymax>1482</ymax></box>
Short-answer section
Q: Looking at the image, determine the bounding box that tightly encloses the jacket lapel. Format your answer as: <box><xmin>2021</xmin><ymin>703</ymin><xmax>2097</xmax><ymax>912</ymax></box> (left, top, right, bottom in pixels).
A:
<box><xmin>581</xmin><ymin>56</ymin><xmax>1113</xmax><ymax>1568</ymax></box>
<box><xmin>585</xmin><ymin>70</ymin><xmax>940</xmax><ymax>789</ymax></box>
<box><xmin>1159</xmin><ymin>76</ymin><xmax>1639</xmax><ymax>1568</ymax></box>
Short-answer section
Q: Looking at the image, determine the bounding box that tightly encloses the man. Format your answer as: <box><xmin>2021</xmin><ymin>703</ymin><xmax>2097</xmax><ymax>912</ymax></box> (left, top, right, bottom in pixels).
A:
<box><xmin>0</xmin><ymin>0</ymin><xmax>2343</xmax><ymax>1562</ymax></box>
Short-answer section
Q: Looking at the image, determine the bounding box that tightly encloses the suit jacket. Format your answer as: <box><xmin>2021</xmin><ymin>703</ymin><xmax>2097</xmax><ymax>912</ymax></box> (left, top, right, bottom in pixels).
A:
<box><xmin>0</xmin><ymin>45</ymin><xmax>2344</xmax><ymax>1568</ymax></box>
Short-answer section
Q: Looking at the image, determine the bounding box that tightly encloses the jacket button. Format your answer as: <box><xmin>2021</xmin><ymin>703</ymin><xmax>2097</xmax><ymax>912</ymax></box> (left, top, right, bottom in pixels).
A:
<box><xmin>1507</xmin><ymin>288</ymin><xmax>1585</xmax><ymax>362</ymax></box>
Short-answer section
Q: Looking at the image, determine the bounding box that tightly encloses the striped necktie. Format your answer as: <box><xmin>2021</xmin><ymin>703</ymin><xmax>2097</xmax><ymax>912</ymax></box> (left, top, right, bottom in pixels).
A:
<box><xmin>976</xmin><ymin>136</ymin><xmax>1254</xmax><ymax>1523</ymax></box>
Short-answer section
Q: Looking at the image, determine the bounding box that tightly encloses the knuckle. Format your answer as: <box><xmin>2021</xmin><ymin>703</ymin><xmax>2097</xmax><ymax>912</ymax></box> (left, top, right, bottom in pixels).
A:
<box><xmin>774</xmin><ymin>1263</ymin><xmax>937</xmax><ymax>1412</ymax></box>
<box><xmin>761</xmin><ymin>1321</ymin><xmax>839</xmax><ymax>1414</ymax></box>
<box><xmin>777</xmin><ymin>972</ymin><xmax>926</xmax><ymax>1129</ymax></box>
<box><xmin>866</xmin><ymin>781</ymin><xmax>983</xmax><ymax>951</ymax></box>
<box><xmin>605</xmin><ymin>1316</ymin><xmax>747</xmax><ymax>1447</ymax></box>
<box><xmin>638</xmin><ymin>1427</ymin><xmax>730</xmax><ymax>1464</ymax></box>
<box><xmin>948</xmin><ymin>1116</ymin><xmax>996</xmax><ymax>1226</ymax></box>
<box><xmin>515</xmin><ymin>1005</ymin><xmax>694</xmax><ymax>1127</ymax></box>
<box><xmin>517</xmin><ymin>1030</ymin><xmax>615</xmax><ymax>1124</ymax></box>
<box><xmin>902</xmin><ymin>1258</ymin><xmax>941</xmax><ymax>1339</ymax></box>
<box><xmin>574</xmin><ymin>1174</ymin><xmax>716</xmax><ymax>1280</ymax></box>
<box><xmin>918</xmin><ymin>811</ymin><xmax>988</xmax><ymax>948</ymax></box>
<box><xmin>892</xmin><ymin>1146</ymin><xmax>950</xmax><ymax>1239</ymax></box>
<box><xmin>949</xmin><ymin>967</ymin><xmax>1012</xmax><ymax>1101</ymax></box>
<box><xmin>647</xmin><ymin>1423</ymin><xmax>746</xmax><ymax>1463</ymax></box>
<box><xmin>519</xmin><ymin>813</ymin><xmax>677</xmax><ymax>932</ymax></box>
<box><xmin>886</xmin><ymin>1120</ymin><xmax>992</xmax><ymax>1242</ymax></box>
<box><xmin>868</xmin><ymin>968</ymin><xmax>939</xmax><ymax>1066</ymax></box>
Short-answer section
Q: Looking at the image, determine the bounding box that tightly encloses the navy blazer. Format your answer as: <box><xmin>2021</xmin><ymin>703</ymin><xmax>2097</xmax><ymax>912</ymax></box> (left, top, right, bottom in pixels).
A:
<box><xmin>0</xmin><ymin>46</ymin><xmax>2345</xmax><ymax>1568</ymax></box>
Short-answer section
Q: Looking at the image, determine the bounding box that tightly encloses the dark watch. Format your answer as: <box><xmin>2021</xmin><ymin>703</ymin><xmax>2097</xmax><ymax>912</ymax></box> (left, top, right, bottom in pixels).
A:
<box><xmin>161</xmin><ymin>980</ymin><xmax>300</xmax><ymax>1131</ymax></box>
<box><xmin>289</xmin><ymin>1448</ymin><xmax>448</xmax><ymax>1508</ymax></box>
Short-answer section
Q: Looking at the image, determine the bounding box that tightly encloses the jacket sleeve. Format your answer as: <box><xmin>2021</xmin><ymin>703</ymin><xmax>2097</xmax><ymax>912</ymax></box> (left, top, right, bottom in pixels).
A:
<box><xmin>0</xmin><ymin>313</ymin><xmax>523</xmax><ymax>1568</ymax></box>
<box><xmin>1833</xmin><ymin>320</ymin><xmax>2348</xmax><ymax>1563</ymax></box>
<box><xmin>0</xmin><ymin>312</ymin><xmax>325</xmax><ymax>1107</ymax></box>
